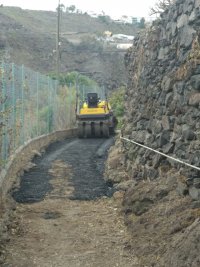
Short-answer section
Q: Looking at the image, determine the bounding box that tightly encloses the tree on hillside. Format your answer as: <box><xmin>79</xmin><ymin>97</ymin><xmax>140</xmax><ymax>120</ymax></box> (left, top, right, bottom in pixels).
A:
<box><xmin>150</xmin><ymin>0</ymin><xmax>175</xmax><ymax>15</ymax></box>
<box><xmin>56</xmin><ymin>3</ymin><xmax>65</xmax><ymax>12</ymax></box>
<box><xmin>49</xmin><ymin>71</ymin><xmax>98</xmax><ymax>88</ymax></box>
<box><xmin>60</xmin><ymin>4</ymin><xmax>65</xmax><ymax>11</ymax></box>
<box><xmin>66</xmin><ymin>5</ymin><xmax>76</xmax><ymax>13</ymax></box>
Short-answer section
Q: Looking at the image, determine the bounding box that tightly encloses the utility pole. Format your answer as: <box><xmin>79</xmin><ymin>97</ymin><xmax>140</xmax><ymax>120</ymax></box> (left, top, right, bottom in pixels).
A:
<box><xmin>56</xmin><ymin>0</ymin><xmax>61</xmax><ymax>79</ymax></box>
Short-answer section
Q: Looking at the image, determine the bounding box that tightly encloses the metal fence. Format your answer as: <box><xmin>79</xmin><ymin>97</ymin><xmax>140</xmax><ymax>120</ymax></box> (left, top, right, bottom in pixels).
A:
<box><xmin>0</xmin><ymin>62</ymin><xmax>76</xmax><ymax>169</ymax></box>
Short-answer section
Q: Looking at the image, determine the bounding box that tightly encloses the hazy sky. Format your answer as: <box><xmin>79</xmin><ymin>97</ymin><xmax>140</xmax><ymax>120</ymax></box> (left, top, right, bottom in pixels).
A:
<box><xmin>0</xmin><ymin>0</ymin><xmax>158</xmax><ymax>18</ymax></box>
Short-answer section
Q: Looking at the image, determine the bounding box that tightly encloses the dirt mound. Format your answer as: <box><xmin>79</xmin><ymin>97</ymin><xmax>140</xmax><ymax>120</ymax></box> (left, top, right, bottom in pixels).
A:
<box><xmin>122</xmin><ymin>168</ymin><xmax>200</xmax><ymax>267</ymax></box>
<box><xmin>106</xmin><ymin>143</ymin><xmax>200</xmax><ymax>266</ymax></box>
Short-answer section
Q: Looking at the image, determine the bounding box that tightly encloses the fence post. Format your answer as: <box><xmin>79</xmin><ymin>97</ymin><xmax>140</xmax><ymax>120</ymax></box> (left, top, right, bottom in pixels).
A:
<box><xmin>12</xmin><ymin>63</ymin><xmax>16</xmax><ymax>149</ymax></box>
<box><xmin>47</xmin><ymin>76</ymin><xmax>51</xmax><ymax>133</ymax></box>
<box><xmin>82</xmin><ymin>85</ymin><xmax>85</xmax><ymax>102</ymax></box>
<box><xmin>68</xmin><ymin>83</ymin><xmax>72</xmax><ymax>128</ymax></box>
<box><xmin>1</xmin><ymin>61</ymin><xmax>7</xmax><ymax>162</ymax></box>
<box><xmin>36</xmin><ymin>72</ymin><xmax>39</xmax><ymax>136</ymax></box>
<box><xmin>20</xmin><ymin>65</ymin><xmax>25</xmax><ymax>144</ymax></box>
<box><xmin>53</xmin><ymin>79</ymin><xmax>58</xmax><ymax>131</ymax></box>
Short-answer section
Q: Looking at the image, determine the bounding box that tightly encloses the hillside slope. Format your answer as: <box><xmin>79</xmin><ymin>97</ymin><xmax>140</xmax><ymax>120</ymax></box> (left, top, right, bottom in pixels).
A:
<box><xmin>0</xmin><ymin>6</ymin><xmax>138</xmax><ymax>88</ymax></box>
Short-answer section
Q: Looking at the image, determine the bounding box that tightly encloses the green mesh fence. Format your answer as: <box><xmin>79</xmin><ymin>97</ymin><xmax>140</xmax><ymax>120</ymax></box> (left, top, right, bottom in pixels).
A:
<box><xmin>0</xmin><ymin>62</ymin><xmax>76</xmax><ymax>169</ymax></box>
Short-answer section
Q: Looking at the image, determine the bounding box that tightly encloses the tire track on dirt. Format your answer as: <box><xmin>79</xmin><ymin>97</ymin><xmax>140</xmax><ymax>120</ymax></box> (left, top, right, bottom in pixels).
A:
<box><xmin>12</xmin><ymin>138</ymin><xmax>114</xmax><ymax>203</ymax></box>
<box><xmin>3</xmin><ymin>137</ymin><xmax>138</xmax><ymax>267</ymax></box>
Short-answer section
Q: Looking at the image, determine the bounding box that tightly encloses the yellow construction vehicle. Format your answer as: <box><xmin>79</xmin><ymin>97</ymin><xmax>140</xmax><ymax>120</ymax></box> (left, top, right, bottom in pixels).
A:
<box><xmin>76</xmin><ymin>92</ymin><xmax>117</xmax><ymax>138</ymax></box>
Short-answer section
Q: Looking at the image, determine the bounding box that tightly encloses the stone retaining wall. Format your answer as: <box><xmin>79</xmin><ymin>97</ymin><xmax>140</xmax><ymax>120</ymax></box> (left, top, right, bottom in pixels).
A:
<box><xmin>117</xmin><ymin>0</ymin><xmax>200</xmax><ymax>199</ymax></box>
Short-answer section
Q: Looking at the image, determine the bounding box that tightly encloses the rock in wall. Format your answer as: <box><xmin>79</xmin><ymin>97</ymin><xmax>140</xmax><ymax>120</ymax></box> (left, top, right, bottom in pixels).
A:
<box><xmin>120</xmin><ymin>0</ymin><xmax>200</xmax><ymax>195</ymax></box>
<box><xmin>105</xmin><ymin>2</ymin><xmax>200</xmax><ymax>266</ymax></box>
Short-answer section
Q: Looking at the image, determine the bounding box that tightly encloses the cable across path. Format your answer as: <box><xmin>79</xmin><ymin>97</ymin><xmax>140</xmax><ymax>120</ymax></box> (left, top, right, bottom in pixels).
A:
<box><xmin>120</xmin><ymin>136</ymin><xmax>200</xmax><ymax>171</ymax></box>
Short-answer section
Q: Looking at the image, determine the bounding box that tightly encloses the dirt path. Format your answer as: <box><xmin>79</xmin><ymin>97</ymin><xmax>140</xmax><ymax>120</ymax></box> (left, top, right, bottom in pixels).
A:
<box><xmin>2</xmin><ymin>138</ymin><xmax>138</xmax><ymax>267</ymax></box>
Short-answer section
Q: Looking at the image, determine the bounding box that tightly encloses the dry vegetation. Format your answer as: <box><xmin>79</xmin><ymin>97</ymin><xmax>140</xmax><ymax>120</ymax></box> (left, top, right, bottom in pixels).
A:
<box><xmin>150</xmin><ymin>0</ymin><xmax>175</xmax><ymax>15</ymax></box>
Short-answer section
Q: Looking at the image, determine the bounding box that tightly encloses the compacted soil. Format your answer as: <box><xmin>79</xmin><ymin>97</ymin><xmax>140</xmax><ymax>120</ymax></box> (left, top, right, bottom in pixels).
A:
<box><xmin>2</xmin><ymin>138</ymin><xmax>138</xmax><ymax>267</ymax></box>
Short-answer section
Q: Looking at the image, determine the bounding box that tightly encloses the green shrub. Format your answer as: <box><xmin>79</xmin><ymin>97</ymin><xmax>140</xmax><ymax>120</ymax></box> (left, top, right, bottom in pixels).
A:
<box><xmin>39</xmin><ymin>106</ymin><xmax>53</xmax><ymax>133</ymax></box>
<box><xmin>49</xmin><ymin>71</ymin><xmax>98</xmax><ymax>88</ymax></box>
<box><xmin>109</xmin><ymin>86</ymin><xmax>125</xmax><ymax>128</ymax></box>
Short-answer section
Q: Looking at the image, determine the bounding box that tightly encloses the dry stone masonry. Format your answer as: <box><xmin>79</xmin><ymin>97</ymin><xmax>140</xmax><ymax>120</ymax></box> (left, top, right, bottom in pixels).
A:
<box><xmin>118</xmin><ymin>0</ymin><xmax>200</xmax><ymax>199</ymax></box>
<box><xmin>105</xmin><ymin>1</ymin><xmax>200</xmax><ymax>265</ymax></box>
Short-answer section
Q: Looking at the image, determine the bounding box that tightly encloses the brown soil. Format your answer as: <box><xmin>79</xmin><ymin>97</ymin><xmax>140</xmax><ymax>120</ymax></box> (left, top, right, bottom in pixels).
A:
<box><xmin>1</xmin><ymin>139</ymin><xmax>138</xmax><ymax>266</ymax></box>
<box><xmin>122</xmin><ymin>170</ymin><xmax>200</xmax><ymax>267</ymax></box>
<box><xmin>106</xmin><ymin>144</ymin><xmax>200</xmax><ymax>267</ymax></box>
<box><xmin>3</xmin><ymin>162</ymin><xmax>136</xmax><ymax>267</ymax></box>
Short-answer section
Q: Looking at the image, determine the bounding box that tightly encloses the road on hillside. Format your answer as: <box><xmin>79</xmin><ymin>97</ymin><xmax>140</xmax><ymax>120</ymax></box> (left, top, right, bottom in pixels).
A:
<box><xmin>2</xmin><ymin>138</ymin><xmax>138</xmax><ymax>267</ymax></box>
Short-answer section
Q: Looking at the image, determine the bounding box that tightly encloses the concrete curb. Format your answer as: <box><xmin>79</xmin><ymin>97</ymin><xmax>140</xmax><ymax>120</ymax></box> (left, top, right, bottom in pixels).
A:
<box><xmin>0</xmin><ymin>128</ymin><xmax>77</xmax><ymax>214</ymax></box>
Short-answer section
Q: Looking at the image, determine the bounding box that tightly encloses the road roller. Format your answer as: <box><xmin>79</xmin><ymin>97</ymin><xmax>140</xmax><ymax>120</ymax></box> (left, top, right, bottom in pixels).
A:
<box><xmin>76</xmin><ymin>92</ymin><xmax>117</xmax><ymax>138</ymax></box>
